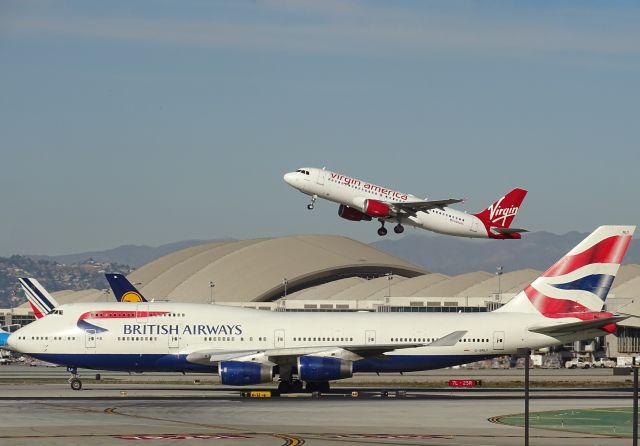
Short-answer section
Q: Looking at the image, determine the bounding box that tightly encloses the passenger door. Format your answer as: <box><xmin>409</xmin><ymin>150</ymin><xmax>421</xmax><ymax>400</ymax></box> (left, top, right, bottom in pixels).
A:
<box><xmin>85</xmin><ymin>329</ymin><xmax>96</xmax><ymax>350</ymax></box>
<box><xmin>365</xmin><ymin>330</ymin><xmax>376</xmax><ymax>345</ymax></box>
<box><xmin>274</xmin><ymin>329</ymin><xmax>285</xmax><ymax>348</ymax></box>
<box><xmin>493</xmin><ymin>331</ymin><xmax>505</xmax><ymax>350</ymax></box>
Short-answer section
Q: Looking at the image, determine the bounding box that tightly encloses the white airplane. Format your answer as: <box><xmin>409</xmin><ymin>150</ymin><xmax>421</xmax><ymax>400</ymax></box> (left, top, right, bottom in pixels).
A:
<box><xmin>2</xmin><ymin>226</ymin><xmax>634</xmax><ymax>392</ymax></box>
<box><xmin>284</xmin><ymin>167</ymin><xmax>528</xmax><ymax>239</ymax></box>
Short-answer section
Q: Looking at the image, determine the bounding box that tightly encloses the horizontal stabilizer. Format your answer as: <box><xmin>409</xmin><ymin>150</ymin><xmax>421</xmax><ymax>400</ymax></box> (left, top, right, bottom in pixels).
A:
<box><xmin>529</xmin><ymin>315</ymin><xmax>627</xmax><ymax>336</ymax></box>
<box><xmin>426</xmin><ymin>330</ymin><xmax>468</xmax><ymax>347</ymax></box>
<box><xmin>490</xmin><ymin>227</ymin><xmax>528</xmax><ymax>235</ymax></box>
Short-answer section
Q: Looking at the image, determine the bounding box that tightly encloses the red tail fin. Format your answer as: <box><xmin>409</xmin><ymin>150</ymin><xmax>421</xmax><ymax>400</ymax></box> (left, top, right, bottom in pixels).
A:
<box><xmin>473</xmin><ymin>188</ymin><xmax>527</xmax><ymax>238</ymax></box>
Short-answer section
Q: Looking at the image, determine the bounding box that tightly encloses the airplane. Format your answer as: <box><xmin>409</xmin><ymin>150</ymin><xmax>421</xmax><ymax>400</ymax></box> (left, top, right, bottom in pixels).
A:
<box><xmin>106</xmin><ymin>273</ymin><xmax>148</xmax><ymax>302</ymax></box>
<box><xmin>2</xmin><ymin>225</ymin><xmax>634</xmax><ymax>392</ymax></box>
<box><xmin>284</xmin><ymin>167</ymin><xmax>528</xmax><ymax>239</ymax></box>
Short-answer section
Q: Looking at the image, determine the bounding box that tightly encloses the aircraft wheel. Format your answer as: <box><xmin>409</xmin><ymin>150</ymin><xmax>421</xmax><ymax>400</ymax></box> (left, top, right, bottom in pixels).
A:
<box><xmin>278</xmin><ymin>380</ymin><xmax>292</xmax><ymax>393</ymax></box>
<box><xmin>70</xmin><ymin>378</ymin><xmax>82</xmax><ymax>391</ymax></box>
<box><xmin>377</xmin><ymin>227</ymin><xmax>388</xmax><ymax>236</ymax></box>
<box><xmin>393</xmin><ymin>224</ymin><xmax>404</xmax><ymax>234</ymax></box>
<box><xmin>307</xmin><ymin>204</ymin><xmax>314</xmax><ymax>210</ymax></box>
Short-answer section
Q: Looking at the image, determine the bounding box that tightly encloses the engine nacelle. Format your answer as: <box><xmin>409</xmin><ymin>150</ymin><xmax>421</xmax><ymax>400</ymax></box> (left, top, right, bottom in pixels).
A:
<box><xmin>338</xmin><ymin>204</ymin><xmax>372</xmax><ymax>222</ymax></box>
<box><xmin>297</xmin><ymin>356</ymin><xmax>353</xmax><ymax>382</ymax></box>
<box><xmin>363</xmin><ymin>199</ymin><xmax>392</xmax><ymax>218</ymax></box>
<box><xmin>219</xmin><ymin>361</ymin><xmax>274</xmax><ymax>386</ymax></box>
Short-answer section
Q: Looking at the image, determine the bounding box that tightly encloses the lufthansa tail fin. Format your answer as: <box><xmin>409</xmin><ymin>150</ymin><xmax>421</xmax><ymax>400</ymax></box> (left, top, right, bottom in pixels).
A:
<box><xmin>496</xmin><ymin>225</ymin><xmax>635</xmax><ymax>317</ymax></box>
<box><xmin>19</xmin><ymin>278</ymin><xmax>59</xmax><ymax>319</ymax></box>
<box><xmin>473</xmin><ymin>188</ymin><xmax>528</xmax><ymax>239</ymax></box>
<box><xmin>105</xmin><ymin>273</ymin><xmax>147</xmax><ymax>302</ymax></box>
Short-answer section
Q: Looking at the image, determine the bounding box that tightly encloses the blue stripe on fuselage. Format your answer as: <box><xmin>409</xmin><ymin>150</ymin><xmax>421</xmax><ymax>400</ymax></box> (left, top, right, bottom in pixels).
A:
<box><xmin>26</xmin><ymin>352</ymin><xmax>492</xmax><ymax>374</ymax></box>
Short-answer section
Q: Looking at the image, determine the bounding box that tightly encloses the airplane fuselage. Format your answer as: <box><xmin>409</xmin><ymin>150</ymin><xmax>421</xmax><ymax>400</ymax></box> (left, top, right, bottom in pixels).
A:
<box><xmin>9</xmin><ymin>302</ymin><xmax>599</xmax><ymax>374</ymax></box>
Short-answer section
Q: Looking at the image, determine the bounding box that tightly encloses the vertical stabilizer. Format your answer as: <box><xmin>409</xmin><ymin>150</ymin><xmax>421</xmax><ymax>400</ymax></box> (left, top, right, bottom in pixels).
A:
<box><xmin>496</xmin><ymin>225</ymin><xmax>635</xmax><ymax>317</ymax></box>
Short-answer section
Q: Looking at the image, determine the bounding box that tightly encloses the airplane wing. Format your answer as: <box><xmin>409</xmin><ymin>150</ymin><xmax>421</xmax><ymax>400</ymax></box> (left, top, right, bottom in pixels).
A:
<box><xmin>186</xmin><ymin>330</ymin><xmax>468</xmax><ymax>365</ymax></box>
<box><xmin>528</xmin><ymin>316</ymin><xmax>627</xmax><ymax>336</ymax></box>
<box><xmin>389</xmin><ymin>198</ymin><xmax>464</xmax><ymax>216</ymax></box>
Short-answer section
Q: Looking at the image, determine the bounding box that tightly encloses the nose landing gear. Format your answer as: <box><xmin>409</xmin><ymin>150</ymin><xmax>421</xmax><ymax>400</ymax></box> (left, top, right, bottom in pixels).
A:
<box><xmin>67</xmin><ymin>366</ymin><xmax>82</xmax><ymax>390</ymax></box>
<box><xmin>307</xmin><ymin>194</ymin><xmax>317</xmax><ymax>210</ymax></box>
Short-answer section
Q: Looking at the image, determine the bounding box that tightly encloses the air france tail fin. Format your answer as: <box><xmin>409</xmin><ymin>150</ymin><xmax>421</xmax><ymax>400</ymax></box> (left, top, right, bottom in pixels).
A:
<box><xmin>105</xmin><ymin>273</ymin><xmax>147</xmax><ymax>302</ymax></box>
<box><xmin>19</xmin><ymin>278</ymin><xmax>59</xmax><ymax>319</ymax></box>
<box><xmin>473</xmin><ymin>188</ymin><xmax>528</xmax><ymax>239</ymax></box>
<box><xmin>497</xmin><ymin>225</ymin><xmax>635</xmax><ymax>317</ymax></box>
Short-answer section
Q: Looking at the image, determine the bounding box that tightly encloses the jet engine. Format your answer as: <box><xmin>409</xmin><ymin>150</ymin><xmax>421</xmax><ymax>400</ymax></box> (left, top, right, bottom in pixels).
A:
<box><xmin>218</xmin><ymin>361</ymin><xmax>274</xmax><ymax>385</ymax></box>
<box><xmin>363</xmin><ymin>199</ymin><xmax>392</xmax><ymax>218</ymax></box>
<box><xmin>338</xmin><ymin>204</ymin><xmax>372</xmax><ymax>222</ymax></box>
<box><xmin>297</xmin><ymin>356</ymin><xmax>353</xmax><ymax>382</ymax></box>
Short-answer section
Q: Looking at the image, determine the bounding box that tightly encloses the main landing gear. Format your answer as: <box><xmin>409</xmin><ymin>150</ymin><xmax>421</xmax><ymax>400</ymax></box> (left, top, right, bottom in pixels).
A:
<box><xmin>307</xmin><ymin>194</ymin><xmax>317</xmax><ymax>210</ymax></box>
<box><xmin>305</xmin><ymin>381</ymin><xmax>330</xmax><ymax>393</ymax></box>
<box><xmin>67</xmin><ymin>366</ymin><xmax>82</xmax><ymax>391</ymax></box>
<box><xmin>278</xmin><ymin>379</ymin><xmax>304</xmax><ymax>393</ymax></box>
<box><xmin>377</xmin><ymin>220</ymin><xmax>404</xmax><ymax>236</ymax></box>
<box><xmin>377</xmin><ymin>220</ymin><xmax>387</xmax><ymax>236</ymax></box>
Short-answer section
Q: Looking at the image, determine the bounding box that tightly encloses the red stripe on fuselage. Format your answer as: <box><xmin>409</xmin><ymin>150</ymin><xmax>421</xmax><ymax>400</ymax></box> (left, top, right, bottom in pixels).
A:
<box><xmin>542</xmin><ymin>235</ymin><xmax>632</xmax><ymax>278</ymax></box>
<box><xmin>78</xmin><ymin>311</ymin><xmax>169</xmax><ymax>321</ymax></box>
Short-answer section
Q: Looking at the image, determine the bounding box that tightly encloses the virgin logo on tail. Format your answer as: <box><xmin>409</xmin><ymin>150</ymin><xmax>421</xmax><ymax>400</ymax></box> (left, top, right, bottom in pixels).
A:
<box><xmin>488</xmin><ymin>197</ymin><xmax>520</xmax><ymax>226</ymax></box>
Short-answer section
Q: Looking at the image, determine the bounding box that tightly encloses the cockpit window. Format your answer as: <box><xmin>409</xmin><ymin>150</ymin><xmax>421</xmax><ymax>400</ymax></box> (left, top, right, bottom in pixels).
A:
<box><xmin>51</xmin><ymin>309</ymin><xmax>63</xmax><ymax>315</ymax></box>
<box><xmin>295</xmin><ymin>169</ymin><xmax>310</xmax><ymax>175</ymax></box>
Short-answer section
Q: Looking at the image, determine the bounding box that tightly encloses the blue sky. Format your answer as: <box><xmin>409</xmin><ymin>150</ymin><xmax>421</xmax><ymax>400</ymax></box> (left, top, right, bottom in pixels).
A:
<box><xmin>1</xmin><ymin>0</ymin><xmax>639</xmax><ymax>256</ymax></box>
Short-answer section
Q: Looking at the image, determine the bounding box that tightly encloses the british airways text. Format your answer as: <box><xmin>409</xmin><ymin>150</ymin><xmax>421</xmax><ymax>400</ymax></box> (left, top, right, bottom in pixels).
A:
<box><xmin>123</xmin><ymin>324</ymin><xmax>243</xmax><ymax>336</ymax></box>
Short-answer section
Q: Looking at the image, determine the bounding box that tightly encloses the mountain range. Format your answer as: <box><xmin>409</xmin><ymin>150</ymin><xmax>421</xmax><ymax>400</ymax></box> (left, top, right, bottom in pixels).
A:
<box><xmin>25</xmin><ymin>231</ymin><xmax>640</xmax><ymax>275</ymax></box>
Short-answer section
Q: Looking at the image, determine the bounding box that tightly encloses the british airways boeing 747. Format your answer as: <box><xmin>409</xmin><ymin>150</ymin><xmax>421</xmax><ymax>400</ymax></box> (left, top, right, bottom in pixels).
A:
<box><xmin>1</xmin><ymin>226</ymin><xmax>633</xmax><ymax>392</ymax></box>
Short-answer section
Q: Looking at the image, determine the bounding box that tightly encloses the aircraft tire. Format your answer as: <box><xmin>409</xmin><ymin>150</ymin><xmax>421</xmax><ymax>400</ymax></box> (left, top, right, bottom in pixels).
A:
<box><xmin>70</xmin><ymin>378</ymin><xmax>82</xmax><ymax>391</ymax></box>
<box><xmin>377</xmin><ymin>227</ymin><xmax>387</xmax><ymax>236</ymax></box>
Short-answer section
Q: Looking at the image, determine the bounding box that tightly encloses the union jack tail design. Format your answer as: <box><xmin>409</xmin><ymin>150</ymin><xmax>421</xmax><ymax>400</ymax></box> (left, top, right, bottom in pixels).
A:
<box><xmin>19</xmin><ymin>278</ymin><xmax>60</xmax><ymax>319</ymax></box>
<box><xmin>497</xmin><ymin>225</ymin><xmax>635</xmax><ymax>318</ymax></box>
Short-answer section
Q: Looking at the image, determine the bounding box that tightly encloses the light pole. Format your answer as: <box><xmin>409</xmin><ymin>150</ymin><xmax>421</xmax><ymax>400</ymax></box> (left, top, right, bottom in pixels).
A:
<box><xmin>386</xmin><ymin>272</ymin><xmax>393</xmax><ymax>297</ymax></box>
<box><xmin>496</xmin><ymin>266</ymin><xmax>503</xmax><ymax>301</ymax></box>
<box><xmin>209</xmin><ymin>281</ymin><xmax>215</xmax><ymax>304</ymax></box>
<box><xmin>283</xmin><ymin>277</ymin><xmax>288</xmax><ymax>299</ymax></box>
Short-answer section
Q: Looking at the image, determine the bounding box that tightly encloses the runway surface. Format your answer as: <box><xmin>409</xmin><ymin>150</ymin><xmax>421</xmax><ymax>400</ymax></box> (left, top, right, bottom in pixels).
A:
<box><xmin>0</xmin><ymin>384</ymin><xmax>636</xmax><ymax>446</ymax></box>
<box><xmin>1</xmin><ymin>365</ymin><xmax>637</xmax><ymax>445</ymax></box>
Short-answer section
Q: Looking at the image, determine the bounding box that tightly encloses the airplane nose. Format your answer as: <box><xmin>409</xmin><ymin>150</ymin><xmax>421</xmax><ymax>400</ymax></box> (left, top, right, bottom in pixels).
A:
<box><xmin>283</xmin><ymin>172</ymin><xmax>296</xmax><ymax>186</ymax></box>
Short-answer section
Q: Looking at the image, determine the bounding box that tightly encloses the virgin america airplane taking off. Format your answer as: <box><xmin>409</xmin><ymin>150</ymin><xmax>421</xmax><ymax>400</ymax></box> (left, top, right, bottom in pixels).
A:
<box><xmin>2</xmin><ymin>226</ymin><xmax>634</xmax><ymax>392</ymax></box>
<box><xmin>284</xmin><ymin>167</ymin><xmax>528</xmax><ymax>238</ymax></box>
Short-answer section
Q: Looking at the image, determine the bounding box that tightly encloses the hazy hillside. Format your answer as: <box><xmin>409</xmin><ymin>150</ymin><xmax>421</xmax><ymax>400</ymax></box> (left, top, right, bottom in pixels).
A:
<box><xmin>372</xmin><ymin>231</ymin><xmax>640</xmax><ymax>275</ymax></box>
<box><xmin>30</xmin><ymin>238</ymin><xmax>233</xmax><ymax>267</ymax></box>
<box><xmin>0</xmin><ymin>256</ymin><xmax>132</xmax><ymax>309</ymax></box>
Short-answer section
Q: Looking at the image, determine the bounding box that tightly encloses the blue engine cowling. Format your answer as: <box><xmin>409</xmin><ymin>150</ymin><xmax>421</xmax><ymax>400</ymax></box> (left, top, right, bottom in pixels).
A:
<box><xmin>297</xmin><ymin>356</ymin><xmax>353</xmax><ymax>382</ymax></box>
<box><xmin>219</xmin><ymin>361</ymin><xmax>274</xmax><ymax>385</ymax></box>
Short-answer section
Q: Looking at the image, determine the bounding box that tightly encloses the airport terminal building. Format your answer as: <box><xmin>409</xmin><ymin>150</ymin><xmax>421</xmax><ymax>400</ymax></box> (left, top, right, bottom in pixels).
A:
<box><xmin>2</xmin><ymin>235</ymin><xmax>640</xmax><ymax>362</ymax></box>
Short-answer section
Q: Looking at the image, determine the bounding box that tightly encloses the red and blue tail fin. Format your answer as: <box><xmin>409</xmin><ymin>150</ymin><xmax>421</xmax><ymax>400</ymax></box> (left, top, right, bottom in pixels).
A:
<box><xmin>497</xmin><ymin>225</ymin><xmax>635</xmax><ymax>317</ymax></box>
<box><xmin>473</xmin><ymin>188</ymin><xmax>528</xmax><ymax>239</ymax></box>
<box><xmin>19</xmin><ymin>278</ymin><xmax>59</xmax><ymax>319</ymax></box>
<box><xmin>105</xmin><ymin>273</ymin><xmax>147</xmax><ymax>302</ymax></box>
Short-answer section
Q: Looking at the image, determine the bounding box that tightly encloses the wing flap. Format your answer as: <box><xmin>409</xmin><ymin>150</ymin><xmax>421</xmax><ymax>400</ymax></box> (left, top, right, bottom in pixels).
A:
<box><xmin>392</xmin><ymin>198</ymin><xmax>464</xmax><ymax>215</ymax></box>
